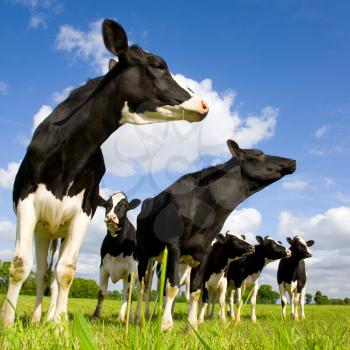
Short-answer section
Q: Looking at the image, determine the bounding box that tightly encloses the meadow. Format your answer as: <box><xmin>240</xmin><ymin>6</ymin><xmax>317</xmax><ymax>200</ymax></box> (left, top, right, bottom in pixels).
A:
<box><xmin>0</xmin><ymin>294</ymin><xmax>349</xmax><ymax>349</ymax></box>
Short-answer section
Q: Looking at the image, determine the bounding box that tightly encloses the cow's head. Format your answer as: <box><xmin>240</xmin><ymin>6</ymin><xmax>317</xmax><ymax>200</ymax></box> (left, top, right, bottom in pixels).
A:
<box><xmin>217</xmin><ymin>231</ymin><xmax>255</xmax><ymax>261</ymax></box>
<box><xmin>256</xmin><ymin>235</ymin><xmax>291</xmax><ymax>261</ymax></box>
<box><xmin>98</xmin><ymin>192</ymin><xmax>141</xmax><ymax>237</ymax></box>
<box><xmin>226</xmin><ymin>139</ymin><xmax>296</xmax><ymax>191</ymax></box>
<box><xmin>102</xmin><ymin>19</ymin><xmax>209</xmax><ymax>125</ymax></box>
<box><xmin>286</xmin><ymin>235</ymin><xmax>314</xmax><ymax>258</ymax></box>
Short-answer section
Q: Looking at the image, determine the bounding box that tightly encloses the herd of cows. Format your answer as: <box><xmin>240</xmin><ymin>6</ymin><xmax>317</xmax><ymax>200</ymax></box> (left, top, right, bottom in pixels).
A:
<box><xmin>0</xmin><ymin>19</ymin><xmax>314</xmax><ymax>331</ymax></box>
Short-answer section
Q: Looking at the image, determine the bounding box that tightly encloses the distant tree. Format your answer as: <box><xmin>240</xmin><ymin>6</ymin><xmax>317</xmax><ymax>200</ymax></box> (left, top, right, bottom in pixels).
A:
<box><xmin>314</xmin><ymin>291</ymin><xmax>329</xmax><ymax>305</ymax></box>
<box><xmin>69</xmin><ymin>278</ymin><xmax>99</xmax><ymax>298</ymax></box>
<box><xmin>257</xmin><ymin>284</ymin><xmax>280</xmax><ymax>304</ymax></box>
<box><xmin>305</xmin><ymin>293</ymin><xmax>313</xmax><ymax>304</ymax></box>
<box><xmin>344</xmin><ymin>298</ymin><xmax>350</xmax><ymax>305</ymax></box>
<box><xmin>329</xmin><ymin>298</ymin><xmax>345</xmax><ymax>305</ymax></box>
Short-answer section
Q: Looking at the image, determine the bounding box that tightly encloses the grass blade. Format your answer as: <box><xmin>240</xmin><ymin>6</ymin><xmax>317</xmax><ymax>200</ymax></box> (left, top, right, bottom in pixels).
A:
<box><xmin>72</xmin><ymin>313</ymin><xmax>99</xmax><ymax>350</ymax></box>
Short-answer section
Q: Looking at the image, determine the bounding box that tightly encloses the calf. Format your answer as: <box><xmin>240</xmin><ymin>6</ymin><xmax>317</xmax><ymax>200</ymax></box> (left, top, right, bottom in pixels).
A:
<box><xmin>226</xmin><ymin>236</ymin><xmax>291</xmax><ymax>323</ymax></box>
<box><xmin>1</xmin><ymin>19</ymin><xmax>208</xmax><ymax>326</ymax></box>
<box><xmin>92</xmin><ymin>192</ymin><xmax>140</xmax><ymax>320</ymax></box>
<box><xmin>277</xmin><ymin>235</ymin><xmax>314</xmax><ymax>320</ymax></box>
<box><xmin>136</xmin><ymin>139</ymin><xmax>296</xmax><ymax>330</ymax></box>
<box><xmin>198</xmin><ymin>232</ymin><xmax>254</xmax><ymax>324</ymax></box>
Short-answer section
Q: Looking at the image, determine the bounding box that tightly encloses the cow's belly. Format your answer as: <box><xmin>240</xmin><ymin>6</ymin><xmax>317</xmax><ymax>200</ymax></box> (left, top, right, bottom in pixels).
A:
<box><xmin>103</xmin><ymin>254</ymin><xmax>137</xmax><ymax>283</ymax></box>
<box><xmin>206</xmin><ymin>271</ymin><xmax>226</xmax><ymax>291</ymax></box>
<box><xmin>31</xmin><ymin>184</ymin><xmax>85</xmax><ymax>238</ymax></box>
<box><xmin>284</xmin><ymin>281</ymin><xmax>298</xmax><ymax>294</ymax></box>
<box><xmin>245</xmin><ymin>272</ymin><xmax>260</xmax><ymax>287</ymax></box>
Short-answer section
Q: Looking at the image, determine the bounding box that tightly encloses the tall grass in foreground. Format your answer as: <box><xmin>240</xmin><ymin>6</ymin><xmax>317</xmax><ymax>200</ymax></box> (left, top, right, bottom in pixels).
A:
<box><xmin>0</xmin><ymin>295</ymin><xmax>349</xmax><ymax>349</ymax></box>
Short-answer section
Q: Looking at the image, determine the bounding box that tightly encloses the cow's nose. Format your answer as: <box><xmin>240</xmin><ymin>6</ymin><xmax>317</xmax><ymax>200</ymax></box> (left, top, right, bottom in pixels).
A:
<box><xmin>286</xmin><ymin>249</ymin><xmax>292</xmax><ymax>257</ymax></box>
<box><xmin>201</xmin><ymin>100</ymin><xmax>208</xmax><ymax>112</ymax></box>
<box><xmin>249</xmin><ymin>246</ymin><xmax>255</xmax><ymax>253</ymax></box>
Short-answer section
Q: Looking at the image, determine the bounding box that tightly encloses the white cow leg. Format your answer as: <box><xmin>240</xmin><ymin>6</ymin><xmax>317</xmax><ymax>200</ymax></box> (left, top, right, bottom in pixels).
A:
<box><xmin>188</xmin><ymin>289</ymin><xmax>201</xmax><ymax>328</ymax></box>
<box><xmin>198</xmin><ymin>302</ymin><xmax>208</xmax><ymax>325</ymax></box>
<box><xmin>288</xmin><ymin>290</ymin><xmax>294</xmax><ymax>317</ymax></box>
<box><xmin>118</xmin><ymin>279</ymin><xmax>129</xmax><ymax>322</ymax></box>
<box><xmin>235</xmin><ymin>287</ymin><xmax>243</xmax><ymax>323</ymax></box>
<box><xmin>0</xmin><ymin>197</ymin><xmax>36</xmax><ymax>326</ymax></box>
<box><xmin>293</xmin><ymin>293</ymin><xmax>300</xmax><ymax>321</ymax></box>
<box><xmin>47</xmin><ymin>275</ymin><xmax>58</xmax><ymax>321</ymax></box>
<box><xmin>161</xmin><ymin>282</ymin><xmax>179</xmax><ymax>331</ymax></box>
<box><xmin>32</xmin><ymin>236</ymin><xmax>50</xmax><ymax>322</ymax></box>
<box><xmin>228</xmin><ymin>288</ymin><xmax>235</xmax><ymax>320</ymax></box>
<box><xmin>219</xmin><ymin>279</ymin><xmax>227</xmax><ymax>321</ymax></box>
<box><xmin>185</xmin><ymin>275</ymin><xmax>191</xmax><ymax>305</ymax></box>
<box><xmin>93</xmin><ymin>266</ymin><xmax>109</xmax><ymax>318</ymax></box>
<box><xmin>53</xmin><ymin>213</ymin><xmax>90</xmax><ymax>322</ymax></box>
<box><xmin>279</xmin><ymin>284</ymin><xmax>288</xmax><ymax>319</ymax></box>
<box><xmin>251</xmin><ymin>281</ymin><xmax>259</xmax><ymax>323</ymax></box>
<box><xmin>144</xmin><ymin>263</ymin><xmax>154</xmax><ymax>319</ymax></box>
<box><xmin>300</xmin><ymin>287</ymin><xmax>306</xmax><ymax>319</ymax></box>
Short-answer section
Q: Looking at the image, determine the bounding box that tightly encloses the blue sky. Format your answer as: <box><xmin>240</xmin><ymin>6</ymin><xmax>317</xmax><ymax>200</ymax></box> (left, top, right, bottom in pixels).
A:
<box><xmin>0</xmin><ymin>0</ymin><xmax>349</xmax><ymax>297</ymax></box>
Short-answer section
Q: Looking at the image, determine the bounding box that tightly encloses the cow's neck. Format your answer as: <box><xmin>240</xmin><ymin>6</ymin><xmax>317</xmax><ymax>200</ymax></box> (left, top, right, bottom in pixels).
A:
<box><xmin>209</xmin><ymin>243</ymin><xmax>230</xmax><ymax>272</ymax></box>
<box><xmin>253</xmin><ymin>245</ymin><xmax>269</xmax><ymax>270</ymax></box>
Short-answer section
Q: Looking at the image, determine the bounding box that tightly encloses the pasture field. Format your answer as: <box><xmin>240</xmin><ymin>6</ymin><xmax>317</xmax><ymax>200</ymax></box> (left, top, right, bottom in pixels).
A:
<box><xmin>0</xmin><ymin>294</ymin><xmax>349</xmax><ymax>349</ymax></box>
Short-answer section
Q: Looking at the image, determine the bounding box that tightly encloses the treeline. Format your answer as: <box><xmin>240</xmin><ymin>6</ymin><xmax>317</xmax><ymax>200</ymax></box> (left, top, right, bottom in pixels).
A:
<box><xmin>1</xmin><ymin>261</ymin><xmax>349</xmax><ymax>304</ymax></box>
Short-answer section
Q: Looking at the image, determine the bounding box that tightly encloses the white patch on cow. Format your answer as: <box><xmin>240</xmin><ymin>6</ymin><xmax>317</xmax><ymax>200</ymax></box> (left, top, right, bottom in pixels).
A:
<box><xmin>102</xmin><ymin>253</ymin><xmax>137</xmax><ymax>283</ymax></box>
<box><xmin>295</xmin><ymin>235</ymin><xmax>312</xmax><ymax>255</ymax></box>
<box><xmin>119</xmin><ymin>96</ymin><xmax>207</xmax><ymax>125</ymax></box>
<box><xmin>226</xmin><ymin>230</ymin><xmax>245</xmax><ymax>241</ymax></box>
<box><xmin>105</xmin><ymin>192</ymin><xmax>126</xmax><ymax>236</ymax></box>
<box><xmin>245</xmin><ymin>272</ymin><xmax>261</xmax><ymax>287</ymax></box>
<box><xmin>180</xmin><ymin>255</ymin><xmax>200</xmax><ymax>268</ymax></box>
<box><xmin>30</xmin><ymin>184</ymin><xmax>85</xmax><ymax>239</ymax></box>
<box><xmin>161</xmin><ymin>281</ymin><xmax>179</xmax><ymax>331</ymax></box>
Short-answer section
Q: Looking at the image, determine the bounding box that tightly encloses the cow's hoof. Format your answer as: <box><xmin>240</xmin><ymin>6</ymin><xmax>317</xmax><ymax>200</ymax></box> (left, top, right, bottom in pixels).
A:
<box><xmin>197</xmin><ymin>317</ymin><xmax>204</xmax><ymax>325</ymax></box>
<box><xmin>161</xmin><ymin>318</ymin><xmax>173</xmax><ymax>331</ymax></box>
<box><xmin>118</xmin><ymin>315</ymin><xmax>126</xmax><ymax>323</ymax></box>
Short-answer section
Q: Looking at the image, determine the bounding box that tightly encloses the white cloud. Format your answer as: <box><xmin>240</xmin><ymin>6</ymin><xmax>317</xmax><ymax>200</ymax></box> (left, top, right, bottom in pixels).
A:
<box><xmin>222</xmin><ymin>207</ymin><xmax>262</xmax><ymax>243</ymax></box>
<box><xmin>314</xmin><ymin>125</ymin><xmax>327</xmax><ymax>139</ymax></box>
<box><xmin>0</xmin><ymin>81</ymin><xmax>8</xmax><ymax>95</ymax></box>
<box><xmin>0</xmin><ymin>219</ymin><xmax>16</xmax><ymax>240</ymax></box>
<box><xmin>102</xmin><ymin>74</ymin><xmax>278</xmax><ymax>181</ymax></box>
<box><xmin>55</xmin><ymin>19</ymin><xmax>111</xmax><ymax>74</ymax></box>
<box><xmin>336</xmin><ymin>192</ymin><xmax>350</xmax><ymax>204</ymax></box>
<box><xmin>11</xmin><ymin>0</ymin><xmax>63</xmax><ymax>29</ymax></box>
<box><xmin>277</xmin><ymin>207</ymin><xmax>350</xmax><ymax>297</ymax></box>
<box><xmin>282</xmin><ymin>179</ymin><xmax>310</xmax><ymax>190</ymax></box>
<box><xmin>0</xmin><ymin>162</ymin><xmax>20</xmax><ymax>189</ymax></box>
<box><xmin>52</xmin><ymin>86</ymin><xmax>74</xmax><ymax>104</ymax></box>
<box><xmin>32</xmin><ymin>104</ymin><xmax>52</xmax><ymax>132</ymax></box>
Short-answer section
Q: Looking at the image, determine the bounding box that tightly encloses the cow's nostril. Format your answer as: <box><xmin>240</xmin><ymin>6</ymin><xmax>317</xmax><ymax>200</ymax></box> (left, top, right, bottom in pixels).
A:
<box><xmin>201</xmin><ymin>100</ymin><xmax>208</xmax><ymax>110</ymax></box>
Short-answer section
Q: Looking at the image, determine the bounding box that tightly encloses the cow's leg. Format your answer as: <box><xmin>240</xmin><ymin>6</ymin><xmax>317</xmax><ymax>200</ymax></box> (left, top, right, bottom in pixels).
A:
<box><xmin>250</xmin><ymin>280</ymin><xmax>259</xmax><ymax>323</ymax></box>
<box><xmin>93</xmin><ymin>265</ymin><xmax>109</xmax><ymax>318</ymax></box>
<box><xmin>288</xmin><ymin>289</ymin><xmax>294</xmax><ymax>317</ymax></box>
<box><xmin>209</xmin><ymin>291</ymin><xmax>217</xmax><ymax>319</ymax></box>
<box><xmin>53</xmin><ymin>213</ymin><xmax>90</xmax><ymax>321</ymax></box>
<box><xmin>198</xmin><ymin>284</ymin><xmax>208</xmax><ymax>324</ymax></box>
<box><xmin>32</xmin><ymin>236</ymin><xmax>50</xmax><ymax>322</ymax></box>
<box><xmin>235</xmin><ymin>287</ymin><xmax>243</xmax><ymax>322</ymax></box>
<box><xmin>227</xmin><ymin>287</ymin><xmax>235</xmax><ymax>320</ymax></box>
<box><xmin>0</xmin><ymin>197</ymin><xmax>36</xmax><ymax>326</ymax></box>
<box><xmin>218</xmin><ymin>280</ymin><xmax>227</xmax><ymax>321</ymax></box>
<box><xmin>279</xmin><ymin>284</ymin><xmax>288</xmax><ymax>319</ymax></box>
<box><xmin>135</xmin><ymin>256</ymin><xmax>149</xmax><ymax>323</ymax></box>
<box><xmin>300</xmin><ymin>287</ymin><xmax>306</xmax><ymax>319</ymax></box>
<box><xmin>161</xmin><ymin>246</ymin><xmax>180</xmax><ymax>331</ymax></box>
<box><xmin>188</xmin><ymin>255</ymin><xmax>208</xmax><ymax>329</ymax></box>
<box><xmin>185</xmin><ymin>273</ymin><xmax>191</xmax><ymax>304</ymax></box>
<box><xmin>293</xmin><ymin>292</ymin><xmax>300</xmax><ymax>321</ymax></box>
<box><xmin>144</xmin><ymin>262</ymin><xmax>154</xmax><ymax>319</ymax></box>
<box><xmin>119</xmin><ymin>279</ymin><xmax>130</xmax><ymax>322</ymax></box>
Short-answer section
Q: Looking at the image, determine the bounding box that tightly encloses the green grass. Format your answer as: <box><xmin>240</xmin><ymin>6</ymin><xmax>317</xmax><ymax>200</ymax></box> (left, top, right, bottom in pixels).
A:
<box><xmin>0</xmin><ymin>294</ymin><xmax>349</xmax><ymax>349</ymax></box>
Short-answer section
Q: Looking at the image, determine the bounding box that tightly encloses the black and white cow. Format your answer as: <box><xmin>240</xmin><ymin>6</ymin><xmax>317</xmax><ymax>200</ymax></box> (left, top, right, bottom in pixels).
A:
<box><xmin>136</xmin><ymin>139</ymin><xmax>296</xmax><ymax>330</ymax></box>
<box><xmin>92</xmin><ymin>192</ymin><xmax>140</xmax><ymax>320</ymax></box>
<box><xmin>0</xmin><ymin>19</ymin><xmax>208</xmax><ymax>326</ymax></box>
<box><xmin>198</xmin><ymin>232</ymin><xmax>254</xmax><ymax>324</ymax></box>
<box><xmin>226</xmin><ymin>235</ymin><xmax>291</xmax><ymax>323</ymax></box>
<box><xmin>277</xmin><ymin>235</ymin><xmax>314</xmax><ymax>320</ymax></box>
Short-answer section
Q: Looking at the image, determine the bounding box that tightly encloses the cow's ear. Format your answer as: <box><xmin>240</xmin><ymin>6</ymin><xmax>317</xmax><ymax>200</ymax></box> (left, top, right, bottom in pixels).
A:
<box><xmin>216</xmin><ymin>233</ymin><xmax>226</xmax><ymax>244</ymax></box>
<box><xmin>241</xmin><ymin>234</ymin><xmax>246</xmax><ymax>240</ymax></box>
<box><xmin>227</xmin><ymin>139</ymin><xmax>241</xmax><ymax>158</ymax></box>
<box><xmin>109</xmin><ymin>58</ymin><xmax>118</xmax><ymax>71</ymax></box>
<box><xmin>277</xmin><ymin>240</ymin><xmax>282</xmax><ymax>245</ymax></box>
<box><xmin>128</xmin><ymin>198</ymin><xmax>141</xmax><ymax>210</ymax></box>
<box><xmin>306</xmin><ymin>240</ymin><xmax>315</xmax><ymax>247</ymax></box>
<box><xmin>256</xmin><ymin>235</ymin><xmax>264</xmax><ymax>245</ymax></box>
<box><xmin>97</xmin><ymin>195</ymin><xmax>108</xmax><ymax>208</ymax></box>
<box><xmin>102</xmin><ymin>19</ymin><xmax>128</xmax><ymax>56</ymax></box>
<box><xmin>286</xmin><ymin>237</ymin><xmax>293</xmax><ymax>245</ymax></box>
